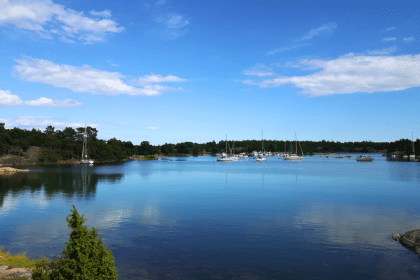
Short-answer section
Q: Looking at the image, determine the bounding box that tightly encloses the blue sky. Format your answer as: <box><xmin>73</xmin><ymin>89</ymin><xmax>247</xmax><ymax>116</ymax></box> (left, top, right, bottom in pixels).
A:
<box><xmin>0</xmin><ymin>0</ymin><xmax>419</xmax><ymax>145</ymax></box>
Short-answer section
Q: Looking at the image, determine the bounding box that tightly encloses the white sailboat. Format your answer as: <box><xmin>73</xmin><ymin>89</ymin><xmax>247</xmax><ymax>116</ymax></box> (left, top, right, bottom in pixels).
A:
<box><xmin>410</xmin><ymin>132</ymin><xmax>416</xmax><ymax>161</ymax></box>
<box><xmin>81</xmin><ymin>125</ymin><xmax>94</xmax><ymax>164</ymax></box>
<box><xmin>256</xmin><ymin>130</ymin><xmax>266</xmax><ymax>161</ymax></box>
<box><xmin>217</xmin><ymin>135</ymin><xmax>235</xmax><ymax>161</ymax></box>
<box><xmin>284</xmin><ymin>133</ymin><xmax>303</xmax><ymax>161</ymax></box>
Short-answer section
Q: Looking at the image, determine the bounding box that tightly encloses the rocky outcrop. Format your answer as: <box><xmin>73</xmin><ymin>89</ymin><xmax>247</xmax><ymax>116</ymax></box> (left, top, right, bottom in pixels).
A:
<box><xmin>0</xmin><ymin>146</ymin><xmax>41</xmax><ymax>166</ymax></box>
<box><xmin>392</xmin><ymin>228</ymin><xmax>420</xmax><ymax>258</ymax></box>
<box><xmin>0</xmin><ymin>265</ymin><xmax>33</xmax><ymax>279</ymax></box>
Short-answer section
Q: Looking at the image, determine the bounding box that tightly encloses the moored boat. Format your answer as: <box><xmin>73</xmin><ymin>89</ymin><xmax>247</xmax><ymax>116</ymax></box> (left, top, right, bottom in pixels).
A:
<box><xmin>284</xmin><ymin>133</ymin><xmax>303</xmax><ymax>161</ymax></box>
<box><xmin>81</xmin><ymin>125</ymin><xmax>94</xmax><ymax>164</ymax></box>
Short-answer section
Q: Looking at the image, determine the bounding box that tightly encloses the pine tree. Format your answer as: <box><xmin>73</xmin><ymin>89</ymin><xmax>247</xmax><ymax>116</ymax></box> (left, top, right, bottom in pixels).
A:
<box><xmin>32</xmin><ymin>205</ymin><xmax>118</xmax><ymax>280</ymax></box>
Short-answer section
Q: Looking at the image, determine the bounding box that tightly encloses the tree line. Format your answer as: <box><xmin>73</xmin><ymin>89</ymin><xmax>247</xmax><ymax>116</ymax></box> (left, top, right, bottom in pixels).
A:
<box><xmin>1</xmin><ymin>123</ymin><xmax>419</xmax><ymax>163</ymax></box>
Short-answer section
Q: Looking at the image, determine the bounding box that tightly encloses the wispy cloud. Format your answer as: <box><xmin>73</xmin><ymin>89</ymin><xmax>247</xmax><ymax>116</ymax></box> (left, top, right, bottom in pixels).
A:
<box><xmin>267</xmin><ymin>43</ymin><xmax>307</xmax><ymax>55</ymax></box>
<box><xmin>137</xmin><ymin>74</ymin><xmax>188</xmax><ymax>85</ymax></box>
<box><xmin>366</xmin><ymin>46</ymin><xmax>397</xmax><ymax>55</ymax></box>
<box><xmin>0</xmin><ymin>89</ymin><xmax>82</xmax><ymax>107</ymax></box>
<box><xmin>242</xmin><ymin>54</ymin><xmax>420</xmax><ymax>96</ymax></box>
<box><xmin>0</xmin><ymin>116</ymin><xmax>95</xmax><ymax>129</ymax></box>
<box><xmin>382</xmin><ymin>37</ymin><xmax>396</xmax><ymax>41</ymax></box>
<box><xmin>153</xmin><ymin>13</ymin><xmax>190</xmax><ymax>39</ymax></box>
<box><xmin>89</xmin><ymin>10</ymin><xmax>112</xmax><ymax>18</ymax></box>
<box><xmin>0</xmin><ymin>0</ymin><xmax>123</xmax><ymax>43</ymax></box>
<box><xmin>243</xmin><ymin>64</ymin><xmax>276</xmax><ymax>77</ymax></box>
<box><xmin>385</xmin><ymin>27</ymin><xmax>395</xmax><ymax>31</ymax></box>
<box><xmin>268</xmin><ymin>23</ymin><xmax>336</xmax><ymax>55</ymax></box>
<box><xmin>403</xmin><ymin>37</ymin><xmax>415</xmax><ymax>42</ymax></box>
<box><xmin>14</xmin><ymin>57</ymin><xmax>188</xmax><ymax>96</ymax></box>
<box><xmin>297</xmin><ymin>22</ymin><xmax>337</xmax><ymax>42</ymax></box>
<box><xmin>148</xmin><ymin>127</ymin><xmax>158</xmax><ymax>130</ymax></box>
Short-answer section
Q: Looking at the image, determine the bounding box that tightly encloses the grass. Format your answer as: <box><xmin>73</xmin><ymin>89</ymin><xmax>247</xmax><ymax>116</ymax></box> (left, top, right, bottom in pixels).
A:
<box><xmin>0</xmin><ymin>247</ymin><xmax>49</xmax><ymax>269</ymax></box>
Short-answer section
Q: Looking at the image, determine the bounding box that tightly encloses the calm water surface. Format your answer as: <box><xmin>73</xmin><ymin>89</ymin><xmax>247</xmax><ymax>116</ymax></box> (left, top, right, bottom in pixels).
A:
<box><xmin>1</xmin><ymin>155</ymin><xmax>420</xmax><ymax>279</ymax></box>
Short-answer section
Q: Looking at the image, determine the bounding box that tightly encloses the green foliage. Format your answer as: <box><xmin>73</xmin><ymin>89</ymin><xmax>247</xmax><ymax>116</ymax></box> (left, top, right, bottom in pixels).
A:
<box><xmin>175</xmin><ymin>142</ymin><xmax>189</xmax><ymax>154</ymax></box>
<box><xmin>192</xmin><ymin>145</ymin><xmax>199</xmax><ymax>156</ymax></box>
<box><xmin>143</xmin><ymin>155</ymin><xmax>156</xmax><ymax>160</ymax></box>
<box><xmin>39</xmin><ymin>149</ymin><xmax>60</xmax><ymax>163</ymax></box>
<box><xmin>32</xmin><ymin>206</ymin><xmax>118</xmax><ymax>280</ymax></box>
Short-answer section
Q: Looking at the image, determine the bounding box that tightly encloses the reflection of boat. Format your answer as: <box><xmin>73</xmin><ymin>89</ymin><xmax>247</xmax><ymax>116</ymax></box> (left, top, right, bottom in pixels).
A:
<box><xmin>284</xmin><ymin>133</ymin><xmax>303</xmax><ymax>161</ymax></box>
<box><xmin>81</xmin><ymin>125</ymin><xmax>94</xmax><ymax>164</ymax></box>
<box><xmin>217</xmin><ymin>135</ymin><xmax>235</xmax><ymax>161</ymax></box>
<box><xmin>356</xmin><ymin>155</ymin><xmax>373</xmax><ymax>162</ymax></box>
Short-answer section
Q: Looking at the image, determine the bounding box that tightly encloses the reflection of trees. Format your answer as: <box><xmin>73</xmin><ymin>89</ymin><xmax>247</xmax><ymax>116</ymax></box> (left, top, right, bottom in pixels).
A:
<box><xmin>0</xmin><ymin>171</ymin><xmax>123</xmax><ymax>208</ymax></box>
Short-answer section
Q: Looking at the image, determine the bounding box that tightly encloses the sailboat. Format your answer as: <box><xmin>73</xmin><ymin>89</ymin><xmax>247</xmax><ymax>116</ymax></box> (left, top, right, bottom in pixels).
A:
<box><xmin>410</xmin><ymin>132</ymin><xmax>416</xmax><ymax>161</ymax></box>
<box><xmin>284</xmin><ymin>133</ymin><xmax>303</xmax><ymax>160</ymax></box>
<box><xmin>81</xmin><ymin>125</ymin><xmax>94</xmax><ymax>164</ymax></box>
<box><xmin>217</xmin><ymin>135</ymin><xmax>235</xmax><ymax>161</ymax></box>
<box><xmin>256</xmin><ymin>130</ymin><xmax>266</xmax><ymax>161</ymax></box>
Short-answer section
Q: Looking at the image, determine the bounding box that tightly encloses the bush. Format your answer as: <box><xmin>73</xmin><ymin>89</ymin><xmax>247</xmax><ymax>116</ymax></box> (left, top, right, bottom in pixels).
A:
<box><xmin>143</xmin><ymin>155</ymin><xmax>156</xmax><ymax>160</ymax></box>
<box><xmin>32</xmin><ymin>206</ymin><xmax>118</xmax><ymax>280</ymax></box>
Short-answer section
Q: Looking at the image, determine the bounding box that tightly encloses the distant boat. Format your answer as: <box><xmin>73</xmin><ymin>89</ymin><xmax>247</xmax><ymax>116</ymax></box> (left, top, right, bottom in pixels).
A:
<box><xmin>410</xmin><ymin>132</ymin><xmax>416</xmax><ymax>161</ymax></box>
<box><xmin>284</xmin><ymin>133</ymin><xmax>303</xmax><ymax>161</ymax></box>
<box><xmin>217</xmin><ymin>135</ymin><xmax>235</xmax><ymax>162</ymax></box>
<box><xmin>256</xmin><ymin>130</ymin><xmax>266</xmax><ymax>161</ymax></box>
<box><xmin>238</xmin><ymin>153</ymin><xmax>248</xmax><ymax>159</ymax></box>
<box><xmin>81</xmin><ymin>125</ymin><xmax>94</xmax><ymax>164</ymax></box>
<box><xmin>356</xmin><ymin>155</ymin><xmax>373</xmax><ymax>162</ymax></box>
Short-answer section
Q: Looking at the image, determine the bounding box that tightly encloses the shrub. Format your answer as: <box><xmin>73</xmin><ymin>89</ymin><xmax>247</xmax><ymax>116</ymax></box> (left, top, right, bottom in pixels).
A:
<box><xmin>32</xmin><ymin>206</ymin><xmax>118</xmax><ymax>280</ymax></box>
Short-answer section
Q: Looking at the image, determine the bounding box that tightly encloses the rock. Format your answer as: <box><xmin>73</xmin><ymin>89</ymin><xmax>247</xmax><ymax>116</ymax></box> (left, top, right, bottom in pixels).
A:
<box><xmin>0</xmin><ymin>265</ymin><xmax>33</xmax><ymax>279</ymax></box>
<box><xmin>393</xmin><ymin>228</ymin><xmax>420</xmax><ymax>258</ymax></box>
<box><xmin>392</xmin><ymin>234</ymin><xmax>401</xmax><ymax>241</ymax></box>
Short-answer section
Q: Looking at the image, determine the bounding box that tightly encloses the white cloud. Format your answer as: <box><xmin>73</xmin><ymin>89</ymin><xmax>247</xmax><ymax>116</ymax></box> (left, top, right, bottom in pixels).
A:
<box><xmin>148</xmin><ymin>127</ymin><xmax>158</xmax><ymax>130</ymax></box>
<box><xmin>403</xmin><ymin>37</ymin><xmax>415</xmax><ymax>42</ymax></box>
<box><xmin>297</xmin><ymin>22</ymin><xmax>337</xmax><ymax>42</ymax></box>
<box><xmin>137</xmin><ymin>74</ymin><xmax>188</xmax><ymax>85</ymax></box>
<box><xmin>243</xmin><ymin>54</ymin><xmax>420</xmax><ymax>96</ymax></box>
<box><xmin>382</xmin><ymin>37</ymin><xmax>396</xmax><ymax>41</ymax></box>
<box><xmin>0</xmin><ymin>116</ymin><xmax>95</xmax><ymax>129</ymax></box>
<box><xmin>243</xmin><ymin>70</ymin><xmax>275</xmax><ymax>77</ymax></box>
<box><xmin>366</xmin><ymin>46</ymin><xmax>397</xmax><ymax>55</ymax></box>
<box><xmin>0</xmin><ymin>0</ymin><xmax>123</xmax><ymax>43</ymax></box>
<box><xmin>89</xmin><ymin>10</ymin><xmax>112</xmax><ymax>18</ymax></box>
<box><xmin>243</xmin><ymin>64</ymin><xmax>276</xmax><ymax>77</ymax></box>
<box><xmin>0</xmin><ymin>89</ymin><xmax>81</xmax><ymax>107</ymax></box>
<box><xmin>166</xmin><ymin>14</ymin><xmax>189</xmax><ymax>29</ymax></box>
<box><xmin>14</xmin><ymin>58</ymin><xmax>188</xmax><ymax>96</ymax></box>
<box><xmin>153</xmin><ymin>13</ymin><xmax>190</xmax><ymax>39</ymax></box>
<box><xmin>267</xmin><ymin>43</ymin><xmax>307</xmax><ymax>55</ymax></box>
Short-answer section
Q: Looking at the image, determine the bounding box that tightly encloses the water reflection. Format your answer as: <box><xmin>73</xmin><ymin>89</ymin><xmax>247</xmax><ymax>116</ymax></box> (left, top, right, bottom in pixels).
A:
<box><xmin>0</xmin><ymin>168</ymin><xmax>123</xmax><ymax>209</ymax></box>
<box><xmin>293</xmin><ymin>201</ymin><xmax>420</xmax><ymax>249</ymax></box>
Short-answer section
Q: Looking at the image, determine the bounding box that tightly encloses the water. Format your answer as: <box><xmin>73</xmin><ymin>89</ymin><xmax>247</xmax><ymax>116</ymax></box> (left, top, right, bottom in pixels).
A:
<box><xmin>1</xmin><ymin>155</ymin><xmax>420</xmax><ymax>279</ymax></box>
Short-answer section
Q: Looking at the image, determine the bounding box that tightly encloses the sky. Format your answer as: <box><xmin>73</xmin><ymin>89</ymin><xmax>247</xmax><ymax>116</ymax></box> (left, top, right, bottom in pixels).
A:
<box><xmin>0</xmin><ymin>0</ymin><xmax>419</xmax><ymax>145</ymax></box>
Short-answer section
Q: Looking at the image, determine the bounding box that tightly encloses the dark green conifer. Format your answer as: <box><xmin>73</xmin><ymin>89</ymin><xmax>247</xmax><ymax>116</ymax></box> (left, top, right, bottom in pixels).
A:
<box><xmin>32</xmin><ymin>205</ymin><xmax>118</xmax><ymax>280</ymax></box>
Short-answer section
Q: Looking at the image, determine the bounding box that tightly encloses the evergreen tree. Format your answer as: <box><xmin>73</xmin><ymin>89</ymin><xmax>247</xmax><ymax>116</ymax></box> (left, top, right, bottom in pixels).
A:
<box><xmin>32</xmin><ymin>205</ymin><xmax>118</xmax><ymax>280</ymax></box>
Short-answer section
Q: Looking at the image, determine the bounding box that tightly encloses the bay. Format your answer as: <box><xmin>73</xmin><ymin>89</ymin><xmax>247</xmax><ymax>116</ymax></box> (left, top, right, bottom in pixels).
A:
<box><xmin>1</xmin><ymin>154</ymin><xmax>420</xmax><ymax>279</ymax></box>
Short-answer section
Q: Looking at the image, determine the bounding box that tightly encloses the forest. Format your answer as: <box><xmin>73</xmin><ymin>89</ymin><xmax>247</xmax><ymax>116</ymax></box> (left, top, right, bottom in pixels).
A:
<box><xmin>0</xmin><ymin>123</ymin><xmax>419</xmax><ymax>163</ymax></box>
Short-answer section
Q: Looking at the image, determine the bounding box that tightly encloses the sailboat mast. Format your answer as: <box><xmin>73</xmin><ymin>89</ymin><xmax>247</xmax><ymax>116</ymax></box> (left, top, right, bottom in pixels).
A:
<box><xmin>295</xmin><ymin>133</ymin><xmax>297</xmax><ymax>155</ymax></box>
<box><xmin>413</xmin><ymin>132</ymin><xmax>415</xmax><ymax>154</ymax></box>
<box><xmin>226</xmin><ymin>134</ymin><xmax>228</xmax><ymax>154</ymax></box>
<box><xmin>261</xmin><ymin>129</ymin><xmax>264</xmax><ymax>153</ymax></box>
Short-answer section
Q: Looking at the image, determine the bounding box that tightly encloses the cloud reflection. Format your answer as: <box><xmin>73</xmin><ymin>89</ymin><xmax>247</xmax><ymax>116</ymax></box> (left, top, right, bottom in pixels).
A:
<box><xmin>293</xmin><ymin>201</ymin><xmax>420</xmax><ymax>247</ymax></box>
